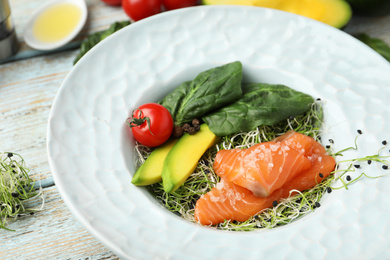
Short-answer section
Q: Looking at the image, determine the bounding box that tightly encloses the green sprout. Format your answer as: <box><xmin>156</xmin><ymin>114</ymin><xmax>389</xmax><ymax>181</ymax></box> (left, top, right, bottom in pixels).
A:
<box><xmin>0</xmin><ymin>152</ymin><xmax>44</xmax><ymax>231</ymax></box>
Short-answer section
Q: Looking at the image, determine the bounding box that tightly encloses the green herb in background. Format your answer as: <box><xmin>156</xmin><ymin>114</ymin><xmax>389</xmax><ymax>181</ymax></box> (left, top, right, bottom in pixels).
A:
<box><xmin>357</xmin><ymin>33</ymin><xmax>390</xmax><ymax>62</ymax></box>
<box><xmin>0</xmin><ymin>152</ymin><xmax>43</xmax><ymax>231</ymax></box>
<box><xmin>73</xmin><ymin>21</ymin><xmax>131</xmax><ymax>65</ymax></box>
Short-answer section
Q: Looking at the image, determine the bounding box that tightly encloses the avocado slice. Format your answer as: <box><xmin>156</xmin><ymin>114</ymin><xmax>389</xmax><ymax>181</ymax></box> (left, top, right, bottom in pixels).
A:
<box><xmin>131</xmin><ymin>138</ymin><xmax>178</xmax><ymax>186</ymax></box>
<box><xmin>202</xmin><ymin>0</ymin><xmax>352</xmax><ymax>29</ymax></box>
<box><xmin>162</xmin><ymin>124</ymin><xmax>218</xmax><ymax>193</ymax></box>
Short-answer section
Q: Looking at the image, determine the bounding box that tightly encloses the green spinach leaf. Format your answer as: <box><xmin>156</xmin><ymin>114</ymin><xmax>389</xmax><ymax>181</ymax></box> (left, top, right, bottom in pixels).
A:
<box><xmin>159</xmin><ymin>61</ymin><xmax>243</xmax><ymax>126</ymax></box>
<box><xmin>357</xmin><ymin>33</ymin><xmax>390</xmax><ymax>62</ymax></box>
<box><xmin>202</xmin><ymin>83</ymin><xmax>314</xmax><ymax>136</ymax></box>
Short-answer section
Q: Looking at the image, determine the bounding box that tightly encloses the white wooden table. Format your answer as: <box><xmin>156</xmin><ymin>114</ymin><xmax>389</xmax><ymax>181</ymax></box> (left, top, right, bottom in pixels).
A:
<box><xmin>1</xmin><ymin>1</ymin><xmax>389</xmax><ymax>259</ymax></box>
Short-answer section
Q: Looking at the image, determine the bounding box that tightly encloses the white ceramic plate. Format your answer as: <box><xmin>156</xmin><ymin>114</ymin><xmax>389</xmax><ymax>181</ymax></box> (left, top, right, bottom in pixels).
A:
<box><xmin>47</xmin><ymin>6</ymin><xmax>390</xmax><ymax>260</ymax></box>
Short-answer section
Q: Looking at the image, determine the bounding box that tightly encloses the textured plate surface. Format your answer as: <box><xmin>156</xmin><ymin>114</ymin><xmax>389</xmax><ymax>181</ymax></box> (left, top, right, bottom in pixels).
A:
<box><xmin>47</xmin><ymin>6</ymin><xmax>390</xmax><ymax>260</ymax></box>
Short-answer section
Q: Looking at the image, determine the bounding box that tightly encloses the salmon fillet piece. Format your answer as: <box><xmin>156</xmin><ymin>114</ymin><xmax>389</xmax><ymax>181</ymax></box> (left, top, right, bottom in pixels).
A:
<box><xmin>194</xmin><ymin>131</ymin><xmax>336</xmax><ymax>225</ymax></box>
<box><xmin>213</xmin><ymin>131</ymin><xmax>320</xmax><ymax>197</ymax></box>
<box><xmin>194</xmin><ymin>153</ymin><xmax>336</xmax><ymax>225</ymax></box>
<box><xmin>214</xmin><ymin>142</ymin><xmax>312</xmax><ymax>197</ymax></box>
<box><xmin>274</xmin><ymin>130</ymin><xmax>326</xmax><ymax>158</ymax></box>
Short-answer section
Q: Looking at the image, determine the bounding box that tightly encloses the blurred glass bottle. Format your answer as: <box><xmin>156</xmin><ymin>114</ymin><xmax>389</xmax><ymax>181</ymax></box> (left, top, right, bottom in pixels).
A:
<box><xmin>0</xmin><ymin>0</ymin><xmax>18</xmax><ymax>60</ymax></box>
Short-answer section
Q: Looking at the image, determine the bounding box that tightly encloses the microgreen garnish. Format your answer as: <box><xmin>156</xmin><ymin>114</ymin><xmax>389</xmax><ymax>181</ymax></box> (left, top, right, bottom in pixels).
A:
<box><xmin>0</xmin><ymin>152</ymin><xmax>44</xmax><ymax>231</ymax></box>
<box><xmin>135</xmin><ymin>102</ymin><xmax>389</xmax><ymax>231</ymax></box>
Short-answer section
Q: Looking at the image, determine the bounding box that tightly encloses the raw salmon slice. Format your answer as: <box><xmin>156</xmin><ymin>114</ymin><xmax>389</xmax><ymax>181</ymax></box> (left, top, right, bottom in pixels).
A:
<box><xmin>213</xmin><ymin>131</ymin><xmax>322</xmax><ymax>197</ymax></box>
<box><xmin>194</xmin><ymin>152</ymin><xmax>336</xmax><ymax>225</ymax></box>
<box><xmin>274</xmin><ymin>130</ymin><xmax>326</xmax><ymax>159</ymax></box>
<box><xmin>214</xmin><ymin>141</ymin><xmax>312</xmax><ymax>197</ymax></box>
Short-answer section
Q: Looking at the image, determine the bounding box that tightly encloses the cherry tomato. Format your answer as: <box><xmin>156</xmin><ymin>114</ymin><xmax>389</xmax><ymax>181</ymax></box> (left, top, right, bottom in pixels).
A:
<box><xmin>162</xmin><ymin>0</ymin><xmax>198</xmax><ymax>10</ymax></box>
<box><xmin>122</xmin><ymin>0</ymin><xmax>162</xmax><ymax>21</ymax></box>
<box><xmin>128</xmin><ymin>103</ymin><xmax>173</xmax><ymax>147</ymax></box>
<box><xmin>100</xmin><ymin>0</ymin><xmax>122</xmax><ymax>6</ymax></box>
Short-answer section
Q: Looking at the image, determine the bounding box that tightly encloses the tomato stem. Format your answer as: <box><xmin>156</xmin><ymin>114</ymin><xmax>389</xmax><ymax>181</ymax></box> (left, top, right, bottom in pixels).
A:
<box><xmin>127</xmin><ymin>109</ymin><xmax>155</xmax><ymax>136</ymax></box>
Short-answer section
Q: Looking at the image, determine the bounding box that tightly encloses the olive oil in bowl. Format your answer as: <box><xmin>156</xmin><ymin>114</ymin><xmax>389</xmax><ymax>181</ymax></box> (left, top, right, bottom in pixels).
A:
<box><xmin>24</xmin><ymin>0</ymin><xmax>87</xmax><ymax>50</ymax></box>
<box><xmin>32</xmin><ymin>2</ymin><xmax>82</xmax><ymax>43</ymax></box>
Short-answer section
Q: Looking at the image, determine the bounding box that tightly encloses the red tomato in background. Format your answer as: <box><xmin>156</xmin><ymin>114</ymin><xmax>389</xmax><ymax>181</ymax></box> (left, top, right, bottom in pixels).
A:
<box><xmin>128</xmin><ymin>103</ymin><xmax>173</xmax><ymax>147</ymax></box>
<box><xmin>162</xmin><ymin>0</ymin><xmax>198</xmax><ymax>10</ymax></box>
<box><xmin>122</xmin><ymin>0</ymin><xmax>162</xmax><ymax>21</ymax></box>
<box><xmin>100</xmin><ymin>0</ymin><xmax>122</xmax><ymax>6</ymax></box>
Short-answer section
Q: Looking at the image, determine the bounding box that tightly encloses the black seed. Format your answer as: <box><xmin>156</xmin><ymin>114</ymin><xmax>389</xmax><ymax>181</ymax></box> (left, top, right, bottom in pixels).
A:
<box><xmin>315</xmin><ymin>202</ymin><xmax>321</xmax><ymax>208</ymax></box>
<box><xmin>354</xmin><ymin>164</ymin><xmax>360</xmax><ymax>169</ymax></box>
<box><xmin>30</xmin><ymin>212</ymin><xmax>35</xmax><ymax>215</ymax></box>
<box><xmin>272</xmin><ymin>200</ymin><xmax>278</xmax><ymax>207</ymax></box>
<box><xmin>326</xmin><ymin>187</ymin><xmax>332</xmax><ymax>193</ymax></box>
<box><xmin>319</xmin><ymin>173</ymin><xmax>324</xmax><ymax>178</ymax></box>
<box><xmin>346</xmin><ymin>175</ymin><xmax>352</xmax><ymax>181</ymax></box>
<box><xmin>182</xmin><ymin>123</ymin><xmax>190</xmax><ymax>131</ymax></box>
<box><xmin>11</xmin><ymin>192</ymin><xmax>19</xmax><ymax>198</ymax></box>
<box><xmin>187</xmin><ymin>127</ymin><xmax>196</xmax><ymax>135</ymax></box>
<box><xmin>266</xmin><ymin>218</ymin><xmax>271</xmax><ymax>222</ymax></box>
<box><xmin>316</xmin><ymin>98</ymin><xmax>321</xmax><ymax>101</ymax></box>
<box><xmin>326</xmin><ymin>145</ymin><xmax>331</xmax><ymax>149</ymax></box>
<box><xmin>328</xmin><ymin>139</ymin><xmax>334</xmax><ymax>144</ymax></box>
<box><xmin>382</xmin><ymin>165</ymin><xmax>389</xmax><ymax>170</ymax></box>
<box><xmin>318</xmin><ymin>136</ymin><xmax>322</xmax><ymax>141</ymax></box>
<box><xmin>357</xmin><ymin>129</ymin><xmax>362</xmax><ymax>134</ymax></box>
<box><xmin>192</xmin><ymin>118</ymin><xmax>200</xmax><ymax>126</ymax></box>
<box><xmin>7</xmin><ymin>153</ymin><xmax>13</xmax><ymax>157</ymax></box>
<box><xmin>382</xmin><ymin>140</ymin><xmax>387</xmax><ymax>145</ymax></box>
<box><xmin>367</xmin><ymin>160</ymin><xmax>372</xmax><ymax>165</ymax></box>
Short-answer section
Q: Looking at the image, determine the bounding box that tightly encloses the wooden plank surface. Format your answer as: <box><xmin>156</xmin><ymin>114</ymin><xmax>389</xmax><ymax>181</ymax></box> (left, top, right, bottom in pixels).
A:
<box><xmin>1</xmin><ymin>0</ymin><xmax>390</xmax><ymax>259</ymax></box>
<box><xmin>0</xmin><ymin>186</ymin><xmax>120</xmax><ymax>260</ymax></box>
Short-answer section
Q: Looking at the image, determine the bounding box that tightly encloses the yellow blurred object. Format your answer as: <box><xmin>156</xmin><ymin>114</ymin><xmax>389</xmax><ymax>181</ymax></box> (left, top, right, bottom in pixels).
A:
<box><xmin>32</xmin><ymin>2</ymin><xmax>82</xmax><ymax>43</ymax></box>
<box><xmin>253</xmin><ymin>0</ymin><xmax>351</xmax><ymax>28</ymax></box>
<box><xmin>202</xmin><ymin>0</ymin><xmax>352</xmax><ymax>29</ymax></box>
